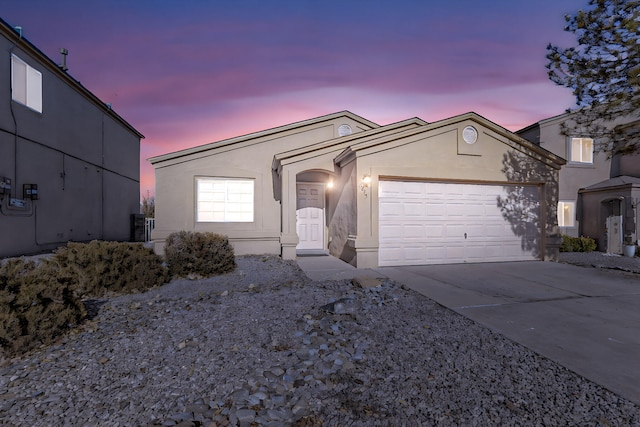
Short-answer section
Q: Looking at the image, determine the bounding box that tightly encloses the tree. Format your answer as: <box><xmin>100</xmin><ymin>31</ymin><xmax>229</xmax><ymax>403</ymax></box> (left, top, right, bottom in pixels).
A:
<box><xmin>546</xmin><ymin>0</ymin><xmax>640</xmax><ymax>155</ymax></box>
<box><xmin>141</xmin><ymin>193</ymin><xmax>155</xmax><ymax>218</ymax></box>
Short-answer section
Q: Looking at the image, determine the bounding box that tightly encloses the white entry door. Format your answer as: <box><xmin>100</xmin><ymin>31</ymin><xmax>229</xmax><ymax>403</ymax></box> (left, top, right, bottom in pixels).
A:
<box><xmin>606</xmin><ymin>215</ymin><xmax>623</xmax><ymax>254</ymax></box>
<box><xmin>296</xmin><ymin>183</ymin><xmax>325</xmax><ymax>250</ymax></box>
<box><xmin>378</xmin><ymin>181</ymin><xmax>539</xmax><ymax>266</ymax></box>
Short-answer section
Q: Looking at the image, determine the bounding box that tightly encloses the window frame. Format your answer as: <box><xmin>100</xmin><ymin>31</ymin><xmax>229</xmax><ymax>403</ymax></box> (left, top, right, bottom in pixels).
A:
<box><xmin>196</xmin><ymin>177</ymin><xmax>254</xmax><ymax>223</ymax></box>
<box><xmin>568</xmin><ymin>137</ymin><xmax>594</xmax><ymax>164</ymax></box>
<box><xmin>11</xmin><ymin>54</ymin><xmax>43</xmax><ymax>113</ymax></box>
<box><xmin>557</xmin><ymin>200</ymin><xmax>576</xmax><ymax>228</ymax></box>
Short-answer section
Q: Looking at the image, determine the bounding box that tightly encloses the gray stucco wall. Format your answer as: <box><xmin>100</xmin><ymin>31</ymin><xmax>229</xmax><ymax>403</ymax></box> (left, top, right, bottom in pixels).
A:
<box><xmin>0</xmin><ymin>32</ymin><xmax>141</xmax><ymax>257</ymax></box>
<box><xmin>580</xmin><ymin>189</ymin><xmax>639</xmax><ymax>252</ymax></box>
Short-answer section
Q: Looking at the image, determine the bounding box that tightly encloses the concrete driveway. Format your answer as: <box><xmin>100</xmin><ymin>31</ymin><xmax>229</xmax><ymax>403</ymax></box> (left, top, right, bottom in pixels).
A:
<box><xmin>376</xmin><ymin>261</ymin><xmax>640</xmax><ymax>406</ymax></box>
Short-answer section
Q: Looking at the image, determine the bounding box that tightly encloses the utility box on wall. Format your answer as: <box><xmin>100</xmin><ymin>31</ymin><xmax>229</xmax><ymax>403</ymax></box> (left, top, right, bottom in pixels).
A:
<box><xmin>0</xmin><ymin>177</ymin><xmax>11</xmax><ymax>195</ymax></box>
<box><xmin>23</xmin><ymin>184</ymin><xmax>38</xmax><ymax>200</ymax></box>
<box><xmin>130</xmin><ymin>213</ymin><xmax>145</xmax><ymax>242</ymax></box>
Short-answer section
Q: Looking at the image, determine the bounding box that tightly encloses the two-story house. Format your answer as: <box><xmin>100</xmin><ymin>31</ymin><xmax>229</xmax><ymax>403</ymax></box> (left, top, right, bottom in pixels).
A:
<box><xmin>0</xmin><ymin>18</ymin><xmax>144</xmax><ymax>258</ymax></box>
<box><xmin>518</xmin><ymin>113</ymin><xmax>640</xmax><ymax>253</ymax></box>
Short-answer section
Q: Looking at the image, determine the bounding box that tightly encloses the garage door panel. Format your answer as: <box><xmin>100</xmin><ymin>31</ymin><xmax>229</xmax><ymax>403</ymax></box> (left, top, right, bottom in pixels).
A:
<box><xmin>404</xmin><ymin>201</ymin><xmax>426</xmax><ymax>217</ymax></box>
<box><xmin>379</xmin><ymin>200</ymin><xmax>402</xmax><ymax>216</ymax></box>
<box><xmin>379</xmin><ymin>181</ymin><xmax>539</xmax><ymax>266</ymax></box>
<box><xmin>403</xmin><ymin>224</ymin><xmax>426</xmax><ymax>239</ymax></box>
<box><xmin>425</xmin><ymin>225</ymin><xmax>445</xmax><ymax>238</ymax></box>
<box><xmin>444</xmin><ymin>224</ymin><xmax>466</xmax><ymax>238</ymax></box>
<box><xmin>379</xmin><ymin>224</ymin><xmax>402</xmax><ymax>239</ymax></box>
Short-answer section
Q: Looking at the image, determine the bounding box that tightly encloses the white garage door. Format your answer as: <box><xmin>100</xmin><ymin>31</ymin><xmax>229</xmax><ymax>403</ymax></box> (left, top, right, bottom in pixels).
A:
<box><xmin>378</xmin><ymin>181</ymin><xmax>539</xmax><ymax>266</ymax></box>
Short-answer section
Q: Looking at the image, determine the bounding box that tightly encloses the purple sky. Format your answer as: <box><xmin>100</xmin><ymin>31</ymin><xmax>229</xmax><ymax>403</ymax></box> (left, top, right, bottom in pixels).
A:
<box><xmin>3</xmin><ymin>0</ymin><xmax>587</xmax><ymax>197</ymax></box>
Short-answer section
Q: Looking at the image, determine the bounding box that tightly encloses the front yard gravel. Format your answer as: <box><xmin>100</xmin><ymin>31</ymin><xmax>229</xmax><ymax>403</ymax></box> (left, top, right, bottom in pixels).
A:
<box><xmin>0</xmin><ymin>254</ymin><xmax>639</xmax><ymax>426</ymax></box>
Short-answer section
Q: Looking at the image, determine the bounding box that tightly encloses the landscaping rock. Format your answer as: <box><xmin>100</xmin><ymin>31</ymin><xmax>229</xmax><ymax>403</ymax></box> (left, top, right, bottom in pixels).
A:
<box><xmin>0</xmin><ymin>255</ymin><xmax>638</xmax><ymax>426</ymax></box>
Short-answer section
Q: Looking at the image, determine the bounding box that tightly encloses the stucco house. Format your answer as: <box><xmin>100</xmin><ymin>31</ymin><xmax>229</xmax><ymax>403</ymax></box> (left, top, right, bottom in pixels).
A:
<box><xmin>150</xmin><ymin>110</ymin><xmax>565</xmax><ymax>267</ymax></box>
<box><xmin>518</xmin><ymin>113</ymin><xmax>640</xmax><ymax>253</ymax></box>
<box><xmin>0</xmin><ymin>18</ymin><xmax>144</xmax><ymax>258</ymax></box>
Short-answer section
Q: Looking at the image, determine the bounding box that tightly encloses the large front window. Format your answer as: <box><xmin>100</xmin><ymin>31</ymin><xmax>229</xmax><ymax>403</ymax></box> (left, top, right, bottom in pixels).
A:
<box><xmin>11</xmin><ymin>54</ymin><xmax>42</xmax><ymax>113</ymax></box>
<box><xmin>196</xmin><ymin>178</ymin><xmax>254</xmax><ymax>222</ymax></box>
<box><xmin>570</xmin><ymin>137</ymin><xmax>593</xmax><ymax>164</ymax></box>
<box><xmin>558</xmin><ymin>201</ymin><xmax>575</xmax><ymax>227</ymax></box>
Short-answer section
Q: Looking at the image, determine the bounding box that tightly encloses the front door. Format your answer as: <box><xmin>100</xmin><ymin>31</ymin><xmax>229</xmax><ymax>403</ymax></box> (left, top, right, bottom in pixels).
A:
<box><xmin>606</xmin><ymin>215</ymin><xmax>623</xmax><ymax>254</ymax></box>
<box><xmin>296</xmin><ymin>183</ymin><xmax>325</xmax><ymax>250</ymax></box>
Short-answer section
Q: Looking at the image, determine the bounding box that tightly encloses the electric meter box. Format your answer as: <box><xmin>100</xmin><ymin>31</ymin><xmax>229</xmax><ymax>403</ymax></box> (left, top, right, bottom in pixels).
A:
<box><xmin>23</xmin><ymin>184</ymin><xmax>38</xmax><ymax>200</ymax></box>
<box><xmin>0</xmin><ymin>177</ymin><xmax>11</xmax><ymax>195</ymax></box>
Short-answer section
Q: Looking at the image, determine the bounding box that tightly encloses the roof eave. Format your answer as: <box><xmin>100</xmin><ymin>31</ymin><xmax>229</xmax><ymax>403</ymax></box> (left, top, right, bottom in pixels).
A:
<box><xmin>149</xmin><ymin>110</ymin><xmax>380</xmax><ymax>165</ymax></box>
<box><xmin>1</xmin><ymin>18</ymin><xmax>144</xmax><ymax>140</ymax></box>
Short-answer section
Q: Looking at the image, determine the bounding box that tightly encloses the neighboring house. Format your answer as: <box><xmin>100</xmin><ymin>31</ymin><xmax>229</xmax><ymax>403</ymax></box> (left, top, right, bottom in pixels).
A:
<box><xmin>150</xmin><ymin>110</ymin><xmax>565</xmax><ymax>268</ymax></box>
<box><xmin>517</xmin><ymin>113</ymin><xmax>640</xmax><ymax>253</ymax></box>
<box><xmin>0</xmin><ymin>18</ymin><xmax>144</xmax><ymax>258</ymax></box>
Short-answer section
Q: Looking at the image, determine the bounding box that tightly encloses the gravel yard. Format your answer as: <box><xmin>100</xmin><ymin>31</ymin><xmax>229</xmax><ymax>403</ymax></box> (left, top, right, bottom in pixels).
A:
<box><xmin>558</xmin><ymin>251</ymin><xmax>640</xmax><ymax>274</ymax></box>
<box><xmin>0</xmin><ymin>254</ymin><xmax>639</xmax><ymax>426</ymax></box>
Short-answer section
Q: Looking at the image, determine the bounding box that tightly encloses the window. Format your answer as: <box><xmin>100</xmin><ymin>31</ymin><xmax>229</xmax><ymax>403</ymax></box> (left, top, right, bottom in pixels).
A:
<box><xmin>570</xmin><ymin>137</ymin><xmax>593</xmax><ymax>164</ymax></box>
<box><xmin>196</xmin><ymin>178</ymin><xmax>254</xmax><ymax>222</ymax></box>
<box><xmin>11</xmin><ymin>54</ymin><xmax>42</xmax><ymax>113</ymax></box>
<box><xmin>558</xmin><ymin>201</ymin><xmax>575</xmax><ymax>227</ymax></box>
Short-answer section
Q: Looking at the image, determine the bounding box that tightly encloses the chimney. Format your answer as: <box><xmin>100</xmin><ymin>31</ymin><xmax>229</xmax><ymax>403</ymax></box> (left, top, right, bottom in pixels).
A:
<box><xmin>60</xmin><ymin>48</ymin><xmax>68</xmax><ymax>71</ymax></box>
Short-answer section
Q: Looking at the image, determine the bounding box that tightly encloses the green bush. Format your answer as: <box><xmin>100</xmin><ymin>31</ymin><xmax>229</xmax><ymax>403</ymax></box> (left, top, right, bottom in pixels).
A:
<box><xmin>164</xmin><ymin>231</ymin><xmax>236</xmax><ymax>278</ymax></box>
<box><xmin>560</xmin><ymin>235</ymin><xmax>597</xmax><ymax>252</ymax></box>
<box><xmin>0</xmin><ymin>259</ymin><xmax>86</xmax><ymax>355</ymax></box>
<box><xmin>52</xmin><ymin>241</ymin><xmax>169</xmax><ymax>298</ymax></box>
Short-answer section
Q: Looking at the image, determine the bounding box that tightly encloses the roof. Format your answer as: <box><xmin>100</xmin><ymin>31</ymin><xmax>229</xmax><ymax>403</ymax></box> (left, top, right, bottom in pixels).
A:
<box><xmin>580</xmin><ymin>175</ymin><xmax>640</xmax><ymax>191</ymax></box>
<box><xmin>334</xmin><ymin>112</ymin><xmax>566</xmax><ymax>169</ymax></box>
<box><xmin>516</xmin><ymin>111</ymin><xmax>571</xmax><ymax>135</ymax></box>
<box><xmin>149</xmin><ymin>110</ymin><xmax>380</xmax><ymax>164</ymax></box>
<box><xmin>0</xmin><ymin>17</ymin><xmax>144</xmax><ymax>139</ymax></box>
<box><xmin>272</xmin><ymin>116</ymin><xmax>427</xmax><ymax>170</ymax></box>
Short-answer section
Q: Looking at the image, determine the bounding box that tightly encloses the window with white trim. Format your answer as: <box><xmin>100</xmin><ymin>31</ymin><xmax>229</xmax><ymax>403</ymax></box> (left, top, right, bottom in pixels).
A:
<box><xmin>196</xmin><ymin>178</ymin><xmax>254</xmax><ymax>222</ymax></box>
<box><xmin>11</xmin><ymin>54</ymin><xmax>42</xmax><ymax>113</ymax></box>
<box><xmin>557</xmin><ymin>201</ymin><xmax>575</xmax><ymax>227</ymax></box>
<box><xmin>569</xmin><ymin>137</ymin><xmax>593</xmax><ymax>164</ymax></box>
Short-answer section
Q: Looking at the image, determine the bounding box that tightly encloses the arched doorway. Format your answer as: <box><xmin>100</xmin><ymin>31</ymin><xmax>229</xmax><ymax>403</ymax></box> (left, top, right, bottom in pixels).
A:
<box><xmin>296</xmin><ymin>170</ymin><xmax>334</xmax><ymax>253</ymax></box>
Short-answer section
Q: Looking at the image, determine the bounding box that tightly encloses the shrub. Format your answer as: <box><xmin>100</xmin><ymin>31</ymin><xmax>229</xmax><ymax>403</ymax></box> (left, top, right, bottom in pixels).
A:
<box><xmin>0</xmin><ymin>259</ymin><xmax>86</xmax><ymax>355</ymax></box>
<box><xmin>0</xmin><ymin>241</ymin><xmax>168</xmax><ymax>355</ymax></box>
<box><xmin>164</xmin><ymin>231</ymin><xmax>236</xmax><ymax>278</ymax></box>
<box><xmin>560</xmin><ymin>235</ymin><xmax>597</xmax><ymax>252</ymax></box>
<box><xmin>52</xmin><ymin>241</ymin><xmax>169</xmax><ymax>298</ymax></box>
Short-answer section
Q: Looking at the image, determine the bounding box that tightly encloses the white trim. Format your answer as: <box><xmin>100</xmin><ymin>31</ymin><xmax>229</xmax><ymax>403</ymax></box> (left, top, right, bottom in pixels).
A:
<box><xmin>568</xmin><ymin>137</ymin><xmax>593</xmax><ymax>164</ymax></box>
<box><xmin>196</xmin><ymin>177</ymin><xmax>254</xmax><ymax>222</ymax></box>
<box><xmin>11</xmin><ymin>54</ymin><xmax>42</xmax><ymax>113</ymax></box>
<box><xmin>558</xmin><ymin>200</ymin><xmax>576</xmax><ymax>228</ymax></box>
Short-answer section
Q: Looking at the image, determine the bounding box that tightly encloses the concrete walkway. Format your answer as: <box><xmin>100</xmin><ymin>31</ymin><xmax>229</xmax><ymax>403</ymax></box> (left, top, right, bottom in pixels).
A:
<box><xmin>296</xmin><ymin>255</ymin><xmax>640</xmax><ymax>406</ymax></box>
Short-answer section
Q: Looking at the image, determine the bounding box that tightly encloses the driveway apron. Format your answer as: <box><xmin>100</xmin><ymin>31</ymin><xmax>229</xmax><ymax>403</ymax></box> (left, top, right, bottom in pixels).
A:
<box><xmin>376</xmin><ymin>261</ymin><xmax>640</xmax><ymax>406</ymax></box>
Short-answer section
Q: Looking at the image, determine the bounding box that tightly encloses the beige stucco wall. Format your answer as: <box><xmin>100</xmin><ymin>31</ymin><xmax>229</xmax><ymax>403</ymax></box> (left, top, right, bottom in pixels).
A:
<box><xmin>327</xmin><ymin>161</ymin><xmax>357</xmax><ymax>264</ymax></box>
<box><xmin>153</xmin><ymin>113</ymin><xmax>562</xmax><ymax>267</ymax></box>
<box><xmin>152</xmin><ymin>116</ymin><xmax>370</xmax><ymax>257</ymax></box>
<box><xmin>342</xmin><ymin>119</ymin><xmax>561</xmax><ymax>267</ymax></box>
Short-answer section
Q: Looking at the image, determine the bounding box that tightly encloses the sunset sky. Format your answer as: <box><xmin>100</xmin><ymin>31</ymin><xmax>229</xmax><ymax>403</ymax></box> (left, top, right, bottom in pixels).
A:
<box><xmin>3</xmin><ymin>0</ymin><xmax>587</xmax><ymax>197</ymax></box>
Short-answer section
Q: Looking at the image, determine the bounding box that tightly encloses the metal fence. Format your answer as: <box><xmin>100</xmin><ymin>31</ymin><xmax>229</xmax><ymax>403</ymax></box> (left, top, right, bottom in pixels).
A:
<box><xmin>145</xmin><ymin>218</ymin><xmax>155</xmax><ymax>242</ymax></box>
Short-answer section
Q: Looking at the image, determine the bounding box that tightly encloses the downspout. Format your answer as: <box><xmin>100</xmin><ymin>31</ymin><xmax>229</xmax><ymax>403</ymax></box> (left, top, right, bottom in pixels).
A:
<box><xmin>101</xmin><ymin>114</ymin><xmax>105</xmax><ymax>239</ymax></box>
<box><xmin>8</xmin><ymin>43</ymin><xmax>20</xmax><ymax>198</ymax></box>
<box><xmin>539</xmin><ymin>182</ymin><xmax>547</xmax><ymax>260</ymax></box>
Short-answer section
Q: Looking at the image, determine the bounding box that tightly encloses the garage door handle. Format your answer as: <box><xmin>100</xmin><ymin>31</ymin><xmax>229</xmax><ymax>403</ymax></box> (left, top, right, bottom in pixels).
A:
<box><xmin>464</xmin><ymin>233</ymin><xmax>467</xmax><ymax>239</ymax></box>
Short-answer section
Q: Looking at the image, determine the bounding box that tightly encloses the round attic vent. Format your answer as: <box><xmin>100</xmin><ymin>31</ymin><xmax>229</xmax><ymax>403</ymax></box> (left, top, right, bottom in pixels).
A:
<box><xmin>462</xmin><ymin>126</ymin><xmax>478</xmax><ymax>145</ymax></box>
<box><xmin>338</xmin><ymin>124</ymin><xmax>352</xmax><ymax>137</ymax></box>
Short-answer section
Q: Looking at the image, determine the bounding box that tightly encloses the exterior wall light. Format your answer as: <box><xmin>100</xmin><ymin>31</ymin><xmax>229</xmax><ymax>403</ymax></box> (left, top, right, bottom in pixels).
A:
<box><xmin>327</xmin><ymin>180</ymin><xmax>334</xmax><ymax>189</ymax></box>
<box><xmin>361</xmin><ymin>174</ymin><xmax>371</xmax><ymax>197</ymax></box>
